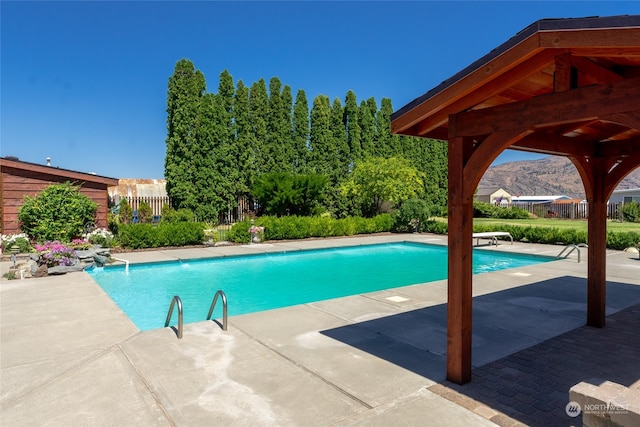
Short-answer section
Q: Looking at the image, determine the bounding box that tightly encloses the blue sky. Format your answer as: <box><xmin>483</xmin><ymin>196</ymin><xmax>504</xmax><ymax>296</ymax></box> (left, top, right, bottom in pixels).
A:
<box><xmin>2</xmin><ymin>1</ymin><xmax>638</xmax><ymax>179</ymax></box>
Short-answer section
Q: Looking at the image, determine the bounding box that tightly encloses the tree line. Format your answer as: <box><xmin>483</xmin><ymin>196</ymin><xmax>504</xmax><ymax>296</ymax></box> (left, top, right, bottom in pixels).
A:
<box><xmin>165</xmin><ymin>59</ymin><xmax>448</xmax><ymax>221</ymax></box>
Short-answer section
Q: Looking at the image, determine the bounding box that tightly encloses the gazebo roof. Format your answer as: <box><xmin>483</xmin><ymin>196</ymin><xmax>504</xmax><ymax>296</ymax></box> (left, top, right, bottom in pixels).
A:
<box><xmin>391</xmin><ymin>15</ymin><xmax>640</xmax><ymax>158</ymax></box>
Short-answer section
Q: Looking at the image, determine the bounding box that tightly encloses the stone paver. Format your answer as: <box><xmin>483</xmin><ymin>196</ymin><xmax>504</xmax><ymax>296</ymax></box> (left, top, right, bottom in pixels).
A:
<box><xmin>430</xmin><ymin>304</ymin><xmax>640</xmax><ymax>427</ymax></box>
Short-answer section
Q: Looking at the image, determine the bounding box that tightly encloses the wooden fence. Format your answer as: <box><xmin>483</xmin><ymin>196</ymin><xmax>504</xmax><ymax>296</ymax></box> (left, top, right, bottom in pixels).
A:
<box><xmin>109</xmin><ymin>195</ymin><xmax>249</xmax><ymax>224</ymax></box>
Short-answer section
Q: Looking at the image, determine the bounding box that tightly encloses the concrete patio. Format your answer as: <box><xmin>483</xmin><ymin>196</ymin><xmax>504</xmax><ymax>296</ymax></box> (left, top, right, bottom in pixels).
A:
<box><xmin>1</xmin><ymin>234</ymin><xmax>639</xmax><ymax>426</ymax></box>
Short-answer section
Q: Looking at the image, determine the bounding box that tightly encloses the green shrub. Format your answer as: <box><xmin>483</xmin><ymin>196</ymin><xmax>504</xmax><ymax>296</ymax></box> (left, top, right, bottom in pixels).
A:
<box><xmin>252</xmin><ymin>172</ymin><xmax>328</xmax><ymax>217</ymax></box>
<box><xmin>622</xmin><ymin>201</ymin><xmax>640</xmax><ymax>223</ymax></box>
<box><xmin>160</xmin><ymin>206</ymin><xmax>195</xmax><ymax>223</ymax></box>
<box><xmin>119</xmin><ymin>199</ymin><xmax>133</xmax><ymax>224</ymax></box>
<box><xmin>607</xmin><ymin>230</ymin><xmax>640</xmax><ymax>250</ymax></box>
<box><xmin>392</xmin><ymin>198</ymin><xmax>432</xmax><ymax>232</ymax></box>
<box><xmin>117</xmin><ymin>223</ymin><xmax>205</xmax><ymax>249</ymax></box>
<box><xmin>227</xmin><ymin>214</ymin><xmax>393</xmax><ymax>243</ymax></box>
<box><xmin>108</xmin><ymin>212</ymin><xmax>119</xmax><ymax>236</ymax></box>
<box><xmin>137</xmin><ymin>201</ymin><xmax>153</xmax><ymax>223</ymax></box>
<box><xmin>18</xmin><ymin>182</ymin><xmax>98</xmax><ymax>242</ymax></box>
<box><xmin>473</xmin><ymin>202</ymin><xmax>530</xmax><ymax>219</ymax></box>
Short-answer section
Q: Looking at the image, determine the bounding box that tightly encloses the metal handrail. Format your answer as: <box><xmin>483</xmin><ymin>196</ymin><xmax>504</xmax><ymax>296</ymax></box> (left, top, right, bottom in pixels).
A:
<box><xmin>207</xmin><ymin>290</ymin><xmax>228</xmax><ymax>331</ymax></box>
<box><xmin>557</xmin><ymin>243</ymin><xmax>587</xmax><ymax>263</ymax></box>
<box><xmin>165</xmin><ymin>295</ymin><xmax>183</xmax><ymax>339</ymax></box>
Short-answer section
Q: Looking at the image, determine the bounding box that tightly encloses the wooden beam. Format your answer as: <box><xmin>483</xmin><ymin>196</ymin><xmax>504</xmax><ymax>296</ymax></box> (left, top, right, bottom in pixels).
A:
<box><xmin>446</xmin><ymin>136</ymin><xmax>474</xmax><ymax>385</ymax></box>
<box><xmin>450</xmin><ymin>77</ymin><xmax>640</xmax><ymax>137</ymax></box>
<box><xmin>601</xmin><ymin>111</ymin><xmax>640</xmax><ymax>131</ymax></box>
<box><xmin>554</xmin><ymin>53</ymin><xmax>573</xmax><ymax>92</ymax></box>
<box><xmin>539</xmin><ymin>28</ymin><xmax>640</xmax><ymax>50</ymax></box>
<box><xmin>570</xmin><ymin>56</ymin><xmax>624</xmax><ymax>85</ymax></box>
<box><xmin>511</xmin><ymin>133</ymin><xmax>596</xmax><ymax>157</ymax></box>
<box><xmin>598</xmin><ymin>137</ymin><xmax>640</xmax><ymax>158</ymax></box>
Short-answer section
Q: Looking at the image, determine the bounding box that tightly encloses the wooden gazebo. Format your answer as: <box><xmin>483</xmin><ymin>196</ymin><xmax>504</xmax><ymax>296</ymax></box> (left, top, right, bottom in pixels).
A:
<box><xmin>391</xmin><ymin>15</ymin><xmax>640</xmax><ymax>384</ymax></box>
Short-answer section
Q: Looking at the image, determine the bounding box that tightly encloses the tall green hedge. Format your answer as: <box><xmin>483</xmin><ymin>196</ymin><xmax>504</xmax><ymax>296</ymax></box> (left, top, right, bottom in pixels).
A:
<box><xmin>227</xmin><ymin>214</ymin><xmax>393</xmax><ymax>243</ymax></box>
<box><xmin>117</xmin><ymin>222</ymin><xmax>205</xmax><ymax>249</ymax></box>
<box><xmin>423</xmin><ymin>221</ymin><xmax>639</xmax><ymax>250</ymax></box>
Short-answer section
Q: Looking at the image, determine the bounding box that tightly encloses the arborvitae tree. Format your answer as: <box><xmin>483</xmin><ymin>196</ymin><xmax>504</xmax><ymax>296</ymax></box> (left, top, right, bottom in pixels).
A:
<box><xmin>309</xmin><ymin>95</ymin><xmax>333</xmax><ymax>174</ymax></box>
<box><xmin>331</xmin><ymin>98</ymin><xmax>350</xmax><ymax>180</ymax></box>
<box><xmin>165</xmin><ymin>59</ymin><xmax>206</xmax><ymax>212</ymax></box>
<box><xmin>194</xmin><ymin>93</ymin><xmax>227</xmax><ymax>220</ymax></box>
<box><xmin>359</xmin><ymin>98</ymin><xmax>376</xmax><ymax>157</ymax></box>
<box><xmin>344</xmin><ymin>90</ymin><xmax>361</xmax><ymax>166</ymax></box>
<box><xmin>292</xmin><ymin>89</ymin><xmax>310</xmax><ymax>172</ymax></box>
<box><xmin>402</xmin><ymin>136</ymin><xmax>448</xmax><ymax>209</ymax></box>
<box><xmin>265</xmin><ymin>77</ymin><xmax>290</xmax><ymax>172</ymax></box>
<box><xmin>215</xmin><ymin>71</ymin><xmax>240</xmax><ymax>218</ymax></box>
<box><xmin>234</xmin><ymin>80</ymin><xmax>254</xmax><ymax>196</ymax></box>
<box><xmin>249</xmin><ymin>79</ymin><xmax>269</xmax><ymax>175</ymax></box>
<box><xmin>281</xmin><ymin>85</ymin><xmax>294</xmax><ymax>170</ymax></box>
<box><xmin>376</xmin><ymin>98</ymin><xmax>398</xmax><ymax>157</ymax></box>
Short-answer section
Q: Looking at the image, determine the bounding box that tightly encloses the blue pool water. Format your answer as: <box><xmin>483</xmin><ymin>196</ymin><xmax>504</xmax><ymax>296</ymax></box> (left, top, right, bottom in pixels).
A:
<box><xmin>88</xmin><ymin>242</ymin><xmax>552</xmax><ymax>330</ymax></box>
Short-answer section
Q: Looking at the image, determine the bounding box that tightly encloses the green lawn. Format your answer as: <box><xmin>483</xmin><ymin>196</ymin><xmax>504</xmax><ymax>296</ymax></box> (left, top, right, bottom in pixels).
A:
<box><xmin>472</xmin><ymin>218</ymin><xmax>640</xmax><ymax>233</ymax></box>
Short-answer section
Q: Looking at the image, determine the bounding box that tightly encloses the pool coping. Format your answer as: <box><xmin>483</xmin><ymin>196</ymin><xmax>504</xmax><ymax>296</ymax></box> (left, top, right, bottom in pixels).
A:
<box><xmin>2</xmin><ymin>233</ymin><xmax>640</xmax><ymax>426</ymax></box>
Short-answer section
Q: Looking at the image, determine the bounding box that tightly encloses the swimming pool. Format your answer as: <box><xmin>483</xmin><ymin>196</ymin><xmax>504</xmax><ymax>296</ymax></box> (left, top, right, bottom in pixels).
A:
<box><xmin>89</xmin><ymin>242</ymin><xmax>552</xmax><ymax>330</ymax></box>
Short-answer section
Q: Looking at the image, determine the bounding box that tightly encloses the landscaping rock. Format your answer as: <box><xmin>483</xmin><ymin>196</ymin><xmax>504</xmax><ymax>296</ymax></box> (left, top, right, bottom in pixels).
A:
<box><xmin>95</xmin><ymin>247</ymin><xmax>111</xmax><ymax>256</ymax></box>
<box><xmin>75</xmin><ymin>249</ymin><xmax>97</xmax><ymax>260</ymax></box>
<box><xmin>48</xmin><ymin>264</ymin><xmax>84</xmax><ymax>275</ymax></box>
<box><xmin>34</xmin><ymin>264</ymin><xmax>48</xmax><ymax>278</ymax></box>
<box><xmin>94</xmin><ymin>254</ymin><xmax>109</xmax><ymax>266</ymax></box>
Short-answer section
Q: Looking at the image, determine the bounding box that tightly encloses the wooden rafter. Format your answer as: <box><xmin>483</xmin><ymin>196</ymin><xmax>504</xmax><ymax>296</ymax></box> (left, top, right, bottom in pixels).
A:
<box><xmin>450</xmin><ymin>77</ymin><xmax>640</xmax><ymax>138</ymax></box>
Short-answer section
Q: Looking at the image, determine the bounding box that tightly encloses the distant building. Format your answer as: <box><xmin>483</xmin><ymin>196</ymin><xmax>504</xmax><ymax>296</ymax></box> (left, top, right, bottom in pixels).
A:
<box><xmin>108</xmin><ymin>178</ymin><xmax>168</xmax><ymax>217</ymax></box>
<box><xmin>512</xmin><ymin>195</ymin><xmax>571</xmax><ymax>204</ymax></box>
<box><xmin>609</xmin><ymin>188</ymin><xmax>640</xmax><ymax>204</ymax></box>
<box><xmin>475</xmin><ymin>187</ymin><xmax>512</xmax><ymax>205</ymax></box>
<box><xmin>0</xmin><ymin>156</ymin><xmax>118</xmax><ymax>235</ymax></box>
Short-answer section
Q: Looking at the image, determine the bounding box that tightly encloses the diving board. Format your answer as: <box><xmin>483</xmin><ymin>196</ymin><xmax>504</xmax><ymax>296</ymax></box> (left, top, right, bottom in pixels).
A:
<box><xmin>472</xmin><ymin>232</ymin><xmax>513</xmax><ymax>246</ymax></box>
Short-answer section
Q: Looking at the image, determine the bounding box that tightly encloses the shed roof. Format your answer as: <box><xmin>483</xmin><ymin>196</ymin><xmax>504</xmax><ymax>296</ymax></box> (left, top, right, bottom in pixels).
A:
<box><xmin>1</xmin><ymin>157</ymin><xmax>118</xmax><ymax>186</ymax></box>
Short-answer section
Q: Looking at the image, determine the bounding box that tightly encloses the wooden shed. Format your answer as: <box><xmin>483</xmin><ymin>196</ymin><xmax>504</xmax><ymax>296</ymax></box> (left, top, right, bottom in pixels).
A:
<box><xmin>392</xmin><ymin>15</ymin><xmax>640</xmax><ymax>384</ymax></box>
<box><xmin>0</xmin><ymin>157</ymin><xmax>118</xmax><ymax>236</ymax></box>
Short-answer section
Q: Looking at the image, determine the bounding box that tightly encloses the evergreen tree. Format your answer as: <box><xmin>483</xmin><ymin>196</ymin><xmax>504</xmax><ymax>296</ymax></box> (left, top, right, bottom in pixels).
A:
<box><xmin>165</xmin><ymin>59</ymin><xmax>206</xmax><ymax>212</ymax></box>
<box><xmin>376</xmin><ymin>98</ymin><xmax>399</xmax><ymax>157</ymax></box>
<box><xmin>249</xmin><ymin>79</ymin><xmax>269</xmax><ymax>175</ymax></box>
<box><xmin>263</xmin><ymin>77</ymin><xmax>285</xmax><ymax>172</ymax></box>
<box><xmin>358</xmin><ymin>98</ymin><xmax>376</xmax><ymax>157</ymax></box>
<box><xmin>292</xmin><ymin>89</ymin><xmax>309</xmax><ymax>172</ymax></box>
<box><xmin>331</xmin><ymin>97</ymin><xmax>349</xmax><ymax>180</ymax></box>
<box><xmin>309</xmin><ymin>95</ymin><xmax>333</xmax><ymax>174</ymax></box>
<box><xmin>281</xmin><ymin>85</ymin><xmax>294</xmax><ymax>170</ymax></box>
<box><xmin>234</xmin><ymin>80</ymin><xmax>254</xmax><ymax>196</ymax></box>
<box><xmin>193</xmin><ymin>93</ymin><xmax>227</xmax><ymax>220</ymax></box>
<box><xmin>344</xmin><ymin>90</ymin><xmax>361</xmax><ymax>166</ymax></box>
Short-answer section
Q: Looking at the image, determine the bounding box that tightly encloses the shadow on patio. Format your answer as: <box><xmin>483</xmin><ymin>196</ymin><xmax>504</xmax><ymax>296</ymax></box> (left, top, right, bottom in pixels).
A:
<box><xmin>320</xmin><ymin>278</ymin><xmax>640</xmax><ymax>426</ymax></box>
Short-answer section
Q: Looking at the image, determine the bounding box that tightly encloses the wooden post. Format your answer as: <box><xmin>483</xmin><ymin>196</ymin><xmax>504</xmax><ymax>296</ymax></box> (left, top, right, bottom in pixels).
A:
<box><xmin>446</xmin><ymin>136</ymin><xmax>474</xmax><ymax>384</ymax></box>
<box><xmin>587</xmin><ymin>195</ymin><xmax>607</xmax><ymax>327</ymax></box>
<box><xmin>584</xmin><ymin>159</ymin><xmax>609</xmax><ymax>328</ymax></box>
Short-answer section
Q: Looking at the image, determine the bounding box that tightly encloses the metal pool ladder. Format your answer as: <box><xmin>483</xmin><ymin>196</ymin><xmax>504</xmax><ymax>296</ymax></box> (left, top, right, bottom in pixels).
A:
<box><xmin>164</xmin><ymin>295</ymin><xmax>183</xmax><ymax>339</ymax></box>
<box><xmin>207</xmin><ymin>290</ymin><xmax>228</xmax><ymax>331</ymax></box>
<box><xmin>557</xmin><ymin>243</ymin><xmax>588</xmax><ymax>263</ymax></box>
<box><xmin>164</xmin><ymin>290</ymin><xmax>228</xmax><ymax>339</ymax></box>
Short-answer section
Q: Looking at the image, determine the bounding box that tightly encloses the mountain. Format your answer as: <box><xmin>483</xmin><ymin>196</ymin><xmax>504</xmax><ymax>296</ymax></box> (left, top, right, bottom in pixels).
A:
<box><xmin>479</xmin><ymin>156</ymin><xmax>640</xmax><ymax>199</ymax></box>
